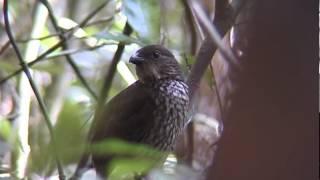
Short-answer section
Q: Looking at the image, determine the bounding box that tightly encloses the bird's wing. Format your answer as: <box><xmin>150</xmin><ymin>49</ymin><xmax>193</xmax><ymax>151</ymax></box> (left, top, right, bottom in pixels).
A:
<box><xmin>73</xmin><ymin>81</ymin><xmax>152</xmax><ymax>178</ymax></box>
<box><xmin>89</xmin><ymin>81</ymin><xmax>155</xmax><ymax>174</ymax></box>
<box><xmin>90</xmin><ymin>81</ymin><xmax>154</xmax><ymax>143</ymax></box>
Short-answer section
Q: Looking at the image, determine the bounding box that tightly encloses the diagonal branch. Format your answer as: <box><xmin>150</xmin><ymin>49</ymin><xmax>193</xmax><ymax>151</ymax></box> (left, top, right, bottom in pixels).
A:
<box><xmin>71</xmin><ymin>22</ymin><xmax>133</xmax><ymax>178</ymax></box>
<box><xmin>182</xmin><ymin>0</ymin><xmax>198</xmax><ymax>54</ymax></box>
<box><xmin>183</xmin><ymin>0</ymin><xmax>247</xmax><ymax>167</ymax></box>
<box><xmin>187</xmin><ymin>0</ymin><xmax>246</xmax><ymax>100</ymax></box>
<box><xmin>97</xmin><ymin>21</ymin><xmax>133</xmax><ymax>109</ymax></box>
<box><xmin>39</xmin><ymin>0</ymin><xmax>98</xmax><ymax>100</ymax></box>
<box><xmin>15</xmin><ymin>17</ymin><xmax>113</xmax><ymax>43</ymax></box>
<box><xmin>3</xmin><ymin>1</ymin><xmax>65</xmax><ymax>179</ymax></box>
<box><xmin>0</xmin><ymin>39</ymin><xmax>67</xmax><ymax>84</ymax></box>
<box><xmin>0</xmin><ymin>1</ymin><xmax>110</xmax><ymax>86</ymax></box>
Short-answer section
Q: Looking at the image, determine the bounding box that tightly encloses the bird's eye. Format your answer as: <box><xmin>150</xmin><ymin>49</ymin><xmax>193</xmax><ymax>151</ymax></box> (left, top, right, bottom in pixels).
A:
<box><xmin>152</xmin><ymin>51</ymin><xmax>160</xmax><ymax>59</ymax></box>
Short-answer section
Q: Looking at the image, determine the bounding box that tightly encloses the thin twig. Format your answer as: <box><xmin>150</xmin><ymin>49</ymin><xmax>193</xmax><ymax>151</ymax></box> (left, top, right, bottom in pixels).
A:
<box><xmin>16</xmin><ymin>17</ymin><xmax>114</xmax><ymax>43</ymax></box>
<box><xmin>183</xmin><ymin>0</ymin><xmax>246</xmax><ymax>170</ymax></box>
<box><xmin>183</xmin><ymin>53</ymin><xmax>192</xmax><ymax>71</ymax></box>
<box><xmin>72</xmin><ymin>22</ymin><xmax>133</xmax><ymax>178</ymax></box>
<box><xmin>187</xmin><ymin>0</ymin><xmax>245</xmax><ymax>100</ymax></box>
<box><xmin>0</xmin><ymin>1</ymin><xmax>110</xmax><ymax>85</ymax></box>
<box><xmin>2</xmin><ymin>1</ymin><xmax>65</xmax><ymax>179</ymax></box>
<box><xmin>0</xmin><ymin>40</ymin><xmax>66</xmax><ymax>84</ymax></box>
<box><xmin>98</xmin><ymin>21</ymin><xmax>133</xmax><ymax>107</ymax></box>
<box><xmin>83</xmin><ymin>16</ymin><xmax>114</xmax><ymax>27</ymax></box>
<box><xmin>209</xmin><ymin>62</ymin><xmax>224</xmax><ymax>121</ymax></box>
<box><xmin>16</xmin><ymin>32</ymin><xmax>63</xmax><ymax>43</ymax></box>
<box><xmin>181</xmin><ymin>0</ymin><xmax>199</xmax><ymax>165</ymax></box>
<box><xmin>182</xmin><ymin>54</ymin><xmax>193</xmax><ymax>165</ymax></box>
<box><xmin>39</xmin><ymin>0</ymin><xmax>98</xmax><ymax>100</ymax></box>
<box><xmin>0</xmin><ymin>41</ymin><xmax>10</xmax><ymax>55</ymax></box>
<box><xmin>182</xmin><ymin>0</ymin><xmax>198</xmax><ymax>54</ymax></box>
<box><xmin>45</xmin><ymin>43</ymin><xmax>116</xmax><ymax>60</ymax></box>
<box><xmin>192</xmin><ymin>1</ymin><xmax>237</xmax><ymax>66</ymax></box>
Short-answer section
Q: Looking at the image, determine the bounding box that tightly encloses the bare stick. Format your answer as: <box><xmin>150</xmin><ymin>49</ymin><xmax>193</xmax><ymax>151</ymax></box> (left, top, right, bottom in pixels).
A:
<box><xmin>3</xmin><ymin>1</ymin><xmax>65</xmax><ymax>179</ymax></box>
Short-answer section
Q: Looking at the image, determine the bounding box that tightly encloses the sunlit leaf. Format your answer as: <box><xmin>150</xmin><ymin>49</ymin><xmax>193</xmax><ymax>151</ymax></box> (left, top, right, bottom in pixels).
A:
<box><xmin>122</xmin><ymin>0</ymin><xmax>160</xmax><ymax>43</ymax></box>
<box><xmin>92</xmin><ymin>139</ymin><xmax>167</xmax><ymax>179</ymax></box>
<box><xmin>32</xmin><ymin>62</ymin><xmax>64</xmax><ymax>74</ymax></box>
<box><xmin>91</xmin><ymin>139</ymin><xmax>166</xmax><ymax>159</ymax></box>
<box><xmin>61</xmin><ymin>17</ymin><xmax>100</xmax><ymax>46</ymax></box>
<box><xmin>53</xmin><ymin>101</ymin><xmax>88</xmax><ymax>164</ymax></box>
<box><xmin>96</xmin><ymin>31</ymin><xmax>144</xmax><ymax>46</ymax></box>
<box><xmin>0</xmin><ymin>61</ymin><xmax>17</xmax><ymax>72</ymax></box>
<box><xmin>39</xmin><ymin>27</ymin><xmax>60</xmax><ymax>48</ymax></box>
<box><xmin>108</xmin><ymin>157</ymin><xmax>158</xmax><ymax>180</ymax></box>
<box><xmin>0</xmin><ymin>117</ymin><xmax>11</xmax><ymax>140</ymax></box>
<box><xmin>29</xmin><ymin>101</ymin><xmax>89</xmax><ymax>175</ymax></box>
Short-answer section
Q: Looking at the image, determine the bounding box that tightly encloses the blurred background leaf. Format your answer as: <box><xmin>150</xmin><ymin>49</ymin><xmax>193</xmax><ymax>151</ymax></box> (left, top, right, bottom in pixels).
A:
<box><xmin>122</xmin><ymin>0</ymin><xmax>161</xmax><ymax>43</ymax></box>
<box><xmin>29</xmin><ymin>100</ymin><xmax>89</xmax><ymax>175</ymax></box>
<box><xmin>95</xmin><ymin>31</ymin><xmax>145</xmax><ymax>46</ymax></box>
<box><xmin>0</xmin><ymin>118</ymin><xmax>11</xmax><ymax>141</ymax></box>
<box><xmin>91</xmin><ymin>139</ymin><xmax>166</xmax><ymax>159</ymax></box>
<box><xmin>92</xmin><ymin>139</ymin><xmax>167</xmax><ymax>179</ymax></box>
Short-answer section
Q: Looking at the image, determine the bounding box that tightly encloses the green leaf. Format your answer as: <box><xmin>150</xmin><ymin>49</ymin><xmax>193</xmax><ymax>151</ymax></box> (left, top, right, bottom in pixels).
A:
<box><xmin>108</xmin><ymin>157</ymin><xmax>158</xmax><ymax>180</ymax></box>
<box><xmin>0</xmin><ymin>117</ymin><xmax>11</xmax><ymax>140</ymax></box>
<box><xmin>92</xmin><ymin>139</ymin><xmax>167</xmax><ymax>179</ymax></box>
<box><xmin>0</xmin><ymin>61</ymin><xmax>17</xmax><ymax>72</ymax></box>
<box><xmin>39</xmin><ymin>27</ymin><xmax>60</xmax><ymax>48</ymax></box>
<box><xmin>95</xmin><ymin>31</ymin><xmax>145</xmax><ymax>46</ymax></box>
<box><xmin>32</xmin><ymin>62</ymin><xmax>64</xmax><ymax>74</ymax></box>
<box><xmin>53</xmin><ymin>101</ymin><xmax>88</xmax><ymax>164</ymax></box>
<box><xmin>122</xmin><ymin>0</ymin><xmax>160</xmax><ymax>43</ymax></box>
<box><xmin>91</xmin><ymin>139</ymin><xmax>166</xmax><ymax>159</ymax></box>
<box><xmin>29</xmin><ymin>101</ymin><xmax>89</xmax><ymax>175</ymax></box>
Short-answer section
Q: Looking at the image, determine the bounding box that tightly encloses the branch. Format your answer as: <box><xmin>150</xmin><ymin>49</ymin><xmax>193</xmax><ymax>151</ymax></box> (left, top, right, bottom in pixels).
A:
<box><xmin>209</xmin><ymin>62</ymin><xmax>224</xmax><ymax>120</ymax></box>
<box><xmin>71</xmin><ymin>22</ymin><xmax>133</xmax><ymax>178</ymax></box>
<box><xmin>98</xmin><ymin>21</ymin><xmax>133</xmax><ymax>108</ymax></box>
<box><xmin>0</xmin><ymin>41</ymin><xmax>10</xmax><ymax>55</ymax></box>
<box><xmin>187</xmin><ymin>0</ymin><xmax>246</xmax><ymax>100</ymax></box>
<box><xmin>0</xmin><ymin>39</ymin><xmax>66</xmax><ymax>84</ymax></box>
<box><xmin>182</xmin><ymin>0</ymin><xmax>198</xmax><ymax>54</ymax></box>
<box><xmin>44</xmin><ymin>42</ymin><xmax>117</xmax><ymax>60</ymax></box>
<box><xmin>39</xmin><ymin>0</ymin><xmax>98</xmax><ymax>100</ymax></box>
<box><xmin>15</xmin><ymin>16</ymin><xmax>114</xmax><ymax>43</ymax></box>
<box><xmin>2</xmin><ymin>1</ymin><xmax>65</xmax><ymax>179</ymax></box>
<box><xmin>0</xmin><ymin>1</ymin><xmax>110</xmax><ymax>85</ymax></box>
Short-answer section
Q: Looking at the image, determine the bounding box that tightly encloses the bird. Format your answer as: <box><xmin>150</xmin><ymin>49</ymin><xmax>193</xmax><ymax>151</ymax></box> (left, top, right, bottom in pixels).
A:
<box><xmin>74</xmin><ymin>44</ymin><xmax>190</xmax><ymax>178</ymax></box>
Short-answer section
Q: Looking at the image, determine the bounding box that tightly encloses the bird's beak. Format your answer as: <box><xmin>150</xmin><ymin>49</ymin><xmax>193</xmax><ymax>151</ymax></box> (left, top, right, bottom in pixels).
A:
<box><xmin>129</xmin><ymin>52</ymin><xmax>144</xmax><ymax>65</ymax></box>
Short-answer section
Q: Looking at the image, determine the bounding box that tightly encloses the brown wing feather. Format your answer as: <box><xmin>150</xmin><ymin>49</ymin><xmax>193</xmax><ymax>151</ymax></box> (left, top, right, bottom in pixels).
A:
<box><xmin>90</xmin><ymin>81</ymin><xmax>154</xmax><ymax>142</ymax></box>
<box><xmin>89</xmin><ymin>81</ymin><xmax>155</xmax><ymax>175</ymax></box>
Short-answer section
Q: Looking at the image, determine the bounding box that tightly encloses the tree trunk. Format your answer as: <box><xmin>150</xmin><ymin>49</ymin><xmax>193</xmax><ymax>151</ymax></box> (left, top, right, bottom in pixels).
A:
<box><xmin>206</xmin><ymin>0</ymin><xmax>318</xmax><ymax>179</ymax></box>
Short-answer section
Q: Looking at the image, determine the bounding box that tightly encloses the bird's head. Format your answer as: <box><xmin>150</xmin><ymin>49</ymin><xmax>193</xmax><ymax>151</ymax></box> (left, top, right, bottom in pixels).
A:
<box><xmin>129</xmin><ymin>45</ymin><xmax>183</xmax><ymax>83</ymax></box>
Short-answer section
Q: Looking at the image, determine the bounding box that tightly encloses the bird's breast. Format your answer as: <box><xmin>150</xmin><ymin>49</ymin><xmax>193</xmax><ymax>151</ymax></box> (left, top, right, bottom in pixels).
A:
<box><xmin>145</xmin><ymin>79</ymin><xmax>189</xmax><ymax>151</ymax></box>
